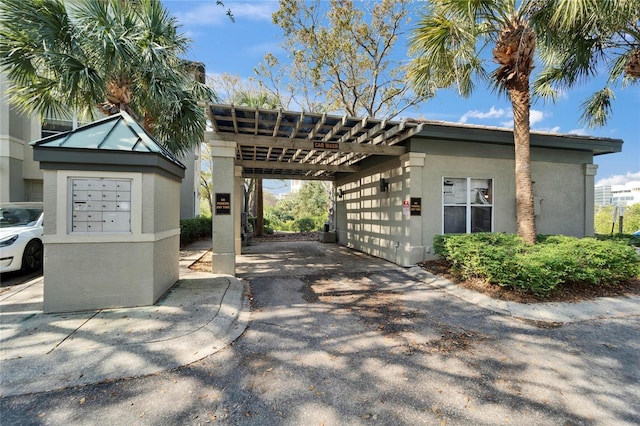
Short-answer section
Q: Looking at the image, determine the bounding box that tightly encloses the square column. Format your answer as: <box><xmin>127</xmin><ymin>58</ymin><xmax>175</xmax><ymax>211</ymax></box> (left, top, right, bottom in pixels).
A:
<box><xmin>207</xmin><ymin>134</ymin><xmax>237</xmax><ymax>275</ymax></box>
<box><xmin>235</xmin><ymin>165</ymin><xmax>243</xmax><ymax>255</ymax></box>
<box><xmin>400</xmin><ymin>152</ymin><xmax>426</xmax><ymax>265</ymax></box>
<box><xmin>584</xmin><ymin>164</ymin><xmax>598</xmax><ymax>236</ymax></box>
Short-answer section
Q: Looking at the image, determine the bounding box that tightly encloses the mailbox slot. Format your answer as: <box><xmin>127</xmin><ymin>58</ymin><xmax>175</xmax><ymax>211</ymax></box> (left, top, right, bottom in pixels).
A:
<box><xmin>69</xmin><ymin>177</ymin><xmax>132</xmax><ymax>233</ymax></box>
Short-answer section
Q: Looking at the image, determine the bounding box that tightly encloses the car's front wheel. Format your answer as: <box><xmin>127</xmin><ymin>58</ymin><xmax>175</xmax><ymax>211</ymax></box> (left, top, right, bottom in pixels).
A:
<box><xmin>21</xmin><ymin>240</ymin><xmax>43</xmax><ymax>271</ymax></box>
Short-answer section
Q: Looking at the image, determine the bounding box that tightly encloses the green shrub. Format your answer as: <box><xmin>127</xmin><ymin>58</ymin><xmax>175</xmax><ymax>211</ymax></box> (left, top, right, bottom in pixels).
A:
<box><xmin>433</xmin><ymin>233</ymin><xmax>640</xmax><ymax>297</ymax></box>
<box><xmin>594</xmin><ymin>233</ymin><xmax>640</xmax><ymax>247</ymax></box>
<box><xmin>312</xmin><ymin>214</ymin><xmax>329</xmax><ymax>230</ymax></box>
<box><xmin>434</xmin><ymin>233</ymin><xmax>526</xmax><ymax>278</ymax></box>
<box><xmin>248</xmin><ymin>216</ymin><xmax>272</xmax><ymax>230</ymax></box>
<box><xmin>180</xmin><ymin>216</ymin><xmax>212</xmax><ymax>246</ymax></box>
<box><xmin>293</xmin><ymin>217</ymin><xmax>316</xmax><ymax>232</ymax></box>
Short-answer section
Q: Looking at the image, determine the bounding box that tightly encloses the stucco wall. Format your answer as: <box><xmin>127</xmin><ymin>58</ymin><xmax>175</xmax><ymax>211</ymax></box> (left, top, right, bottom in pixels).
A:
<box><xmin>207</xmin><ymin>137</ymin><xmax>237</xmax><ymax>275</ymax></box>
<box><xmin>178</xmin><ymin>147</ymin><xmax>200</xmax><ymax>220</ymax></box>
<box><xmin>336</xmin><ymin>137</ymin><xmax>595</xmax><ymax>266</ymax></box>
<box><xmin>421</xmin><ymin>153</ymin><xmax>517</xmax><ymax>242</ymax></box>
<box><xmin>42</xmin><ymin>169</ymin><xmax>180</xmax><ymax>312</ymax></box>
<box><xmin>0</xmin><ymin>72</ymin><xmax>43</xmax><ymax>202</ymax></box>
<box><xmin>2</xmin><ymin>157</ymin><xmax>25</xmax><ymax>202</ymax></box>
<box><xmin>42</xmin><ymin>169</ymin><xmax>58</xmax><ymax>234</ymax></box>
<box><xmin>531</xmin><ymin>161</ymin><xmax>587</xmax><ymax>236</ymax></box>
<box><xmin>43</xmin><ymin>241</ymin><xmax>156</xmax><ymax>312</ymax></box>
<box><xmin>142</xmin><ymin>173</ymin><xmax>181</xmax><ymax>234</ymax></box>
<box><xmin>152</xmin><ymin>234</ymin><xmax>180</xmax><ymax>302</ymax></box>
<box><xmin>336</xmin><ymin>157</ymin><xmax>407</xmax><ymax>264</ymax></box>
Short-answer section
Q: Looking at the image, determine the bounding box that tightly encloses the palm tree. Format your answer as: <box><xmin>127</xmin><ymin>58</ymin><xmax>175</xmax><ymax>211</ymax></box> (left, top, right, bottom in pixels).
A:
<box><xmin>0</xmin><ymin>0</ymin><xmax>215</xmax><ymax>155</ymax></box>
<box><xmin>234</xmin><ymin>90</ymin><xmax>282</xmax><ymax>110</ymax></box>
<box><xmin>532</xmin><ymin>0</ymin><xmax>639</xmax><ymax>127</ymax></box>
<box><xmin>409</xmin><ymin>0</ymin><xmax>538</xmax><ymax>244</ymax></box>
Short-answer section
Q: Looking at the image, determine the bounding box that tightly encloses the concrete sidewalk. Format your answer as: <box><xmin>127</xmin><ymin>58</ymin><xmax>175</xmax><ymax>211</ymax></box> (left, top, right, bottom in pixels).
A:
<box><xmin>408</xmin><ymin>266</ymin><xmax>640</xmax><ymax>323</ymax></box>
<box><xmin>0</xmin><ymin>240</ymin><xmax>249</xmax><ymax>398</ymax></box>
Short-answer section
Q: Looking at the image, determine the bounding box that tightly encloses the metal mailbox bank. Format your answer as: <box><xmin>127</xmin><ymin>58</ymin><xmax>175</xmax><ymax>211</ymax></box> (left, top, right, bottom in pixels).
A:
<box><xmin>32</xmin><ymin>112</ymin><xmax>185</xmax><ymax>313</ymax></box>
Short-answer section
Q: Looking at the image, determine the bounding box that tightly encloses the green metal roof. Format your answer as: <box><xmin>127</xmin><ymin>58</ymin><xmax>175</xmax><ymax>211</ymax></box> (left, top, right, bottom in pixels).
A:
<box><xmin>31</xmin><ymin>111</ymin><xmax>184</xmax><ymax>168</ymax></box>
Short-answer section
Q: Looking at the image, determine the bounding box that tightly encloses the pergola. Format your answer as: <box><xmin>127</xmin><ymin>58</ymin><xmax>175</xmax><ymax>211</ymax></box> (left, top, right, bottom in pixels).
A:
<box><xmin>207</xmin><ymin>104</ymin><xmax>425</xmax><ymax>180</ymax></box>
<box><xmin>203</xmin><ymin>103</ymin><xmax>623</xmax><ymax>275</ymax></box>
<box><xmin>205</xmin><ymin>103</ymin><xmax>428</xmax><ymax>274</ymax></box>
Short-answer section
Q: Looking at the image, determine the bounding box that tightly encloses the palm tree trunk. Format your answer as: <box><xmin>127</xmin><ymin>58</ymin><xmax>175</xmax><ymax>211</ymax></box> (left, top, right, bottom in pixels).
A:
<box><xmin>510</xmin><ymin>85</ymin><xmax>536</xmax><ymax>244</ymax></box>
<box><xmin>625</xmin><ymin>48</ymin><xmax>640</xmax><ymax>78</ymax></box>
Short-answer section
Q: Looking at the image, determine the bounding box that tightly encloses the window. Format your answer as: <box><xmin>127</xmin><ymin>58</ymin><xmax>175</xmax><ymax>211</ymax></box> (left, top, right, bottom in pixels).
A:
<box><xmin>443</xmin><ymin>177</ymin><xmax>493</xmax><ymax>233</ymax></box>
<box><xmin>41</xmin><ymin>111</ymin><xmax>94</xmax><ymax>138</ymax></box>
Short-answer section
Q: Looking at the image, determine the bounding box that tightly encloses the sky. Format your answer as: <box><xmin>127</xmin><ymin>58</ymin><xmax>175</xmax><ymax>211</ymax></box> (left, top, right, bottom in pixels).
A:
<box><xmin>163</xmin><ymin>0</ymin><xmax>639</xmax><ymax>187</ymax></box>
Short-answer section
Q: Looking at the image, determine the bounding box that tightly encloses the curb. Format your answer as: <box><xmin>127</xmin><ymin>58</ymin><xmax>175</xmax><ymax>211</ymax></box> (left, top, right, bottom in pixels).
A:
<box><xmin>407</xmin><ymin>266</ymin><xmax>640</xmax><ymax>324</ymax></box>
<box><xmin>0</xmin><ymin>243</ymin><xmax>250</xmax><ymax>398</ymax></box>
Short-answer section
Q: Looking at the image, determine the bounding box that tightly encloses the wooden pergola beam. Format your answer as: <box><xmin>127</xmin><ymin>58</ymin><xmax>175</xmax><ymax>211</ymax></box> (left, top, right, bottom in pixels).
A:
<box><xmin>237</xmin><ymin>160</ymin><xmax>361</xmax><ymax>173</ymax></box>
<box><xmin>236</xmin><ymin>135</ymin><xmax>406</xmax><ymax>156</ymax></box>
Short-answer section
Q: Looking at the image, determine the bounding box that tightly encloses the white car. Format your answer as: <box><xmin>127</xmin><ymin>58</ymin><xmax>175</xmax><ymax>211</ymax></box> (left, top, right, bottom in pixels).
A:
<box><xmin>0</xmin><ymin>203</ymin><xmax>44</xmax><ymax>273</ymax></box>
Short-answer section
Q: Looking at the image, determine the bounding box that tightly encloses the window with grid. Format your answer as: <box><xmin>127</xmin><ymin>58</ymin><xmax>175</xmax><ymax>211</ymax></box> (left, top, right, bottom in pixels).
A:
<box><xmin>443</xmin><ymin>177</ymin><xmax>493</xmax><ymax>234</ymax></box>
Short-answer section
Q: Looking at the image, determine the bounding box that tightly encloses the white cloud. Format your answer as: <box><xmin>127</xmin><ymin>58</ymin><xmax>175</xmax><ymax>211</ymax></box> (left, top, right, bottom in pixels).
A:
<box><xmin>568</xmin><ymin>128</ymin><xmax>589</xmax><ymax>136</ymax></box>
<box><xmin>458</xmin><ymin>107</ymin><xmax>559</xmax><ymax>134</ymax></box>
<box><xmin>534</xmin><ymin>126</ymin><xmax>561</xmax><ymax>133</ymax></box>
<box><xmin>458</xmin><ymin>106</ymin><xmax>507</xmax><ymax>123</ymax></box>
<box><xmin>530</xmin><ymin>109</ymin><xmax>545</xmax><ymax>126</ymax></box>
<box><xmin>230</xmin><ymin>2</ymin><xmax>278</xmax><ymax>20</ymax></box>
<box><xmin>596</xmin><ymin>171</ymin><xmax>640</xmax><ymax>186</ymax></box>
<box><xmin>173</xmin><ymin>2</ymin><xmax>276</xmax><ymax>26</ymax></box>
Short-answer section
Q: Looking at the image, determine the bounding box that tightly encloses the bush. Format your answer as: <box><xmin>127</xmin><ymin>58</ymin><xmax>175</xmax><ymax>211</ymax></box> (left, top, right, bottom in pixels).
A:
<box><xmin>180</xmin><ymin>216</ymin><xmax>212</xmax><ymax>246</ymax></box>
<box><xmin>434</xmin><ymin>233</ymin><xmax>640</xmax><ymax>297</ymax></box>
<box><xmin>293</xmin><ymin>217</ymin><xmax>316</xmax><ymax>232</ymax></box>
<box><xmin>594</xmin><ymin>233</ymin><xmax>640</xmax><ymax>247</ymax></box>
<box><xmin>312</xmin><ymin>214</ymin><xmax>329</xmax><ymax>230</ymax></box>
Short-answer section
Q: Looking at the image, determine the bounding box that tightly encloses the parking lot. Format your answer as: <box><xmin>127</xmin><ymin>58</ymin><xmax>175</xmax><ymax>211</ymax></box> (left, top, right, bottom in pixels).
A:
<box><xmin>1</xmin><ymin>240</ymin><xmax>639</xmax><ymax>425</ymax></box>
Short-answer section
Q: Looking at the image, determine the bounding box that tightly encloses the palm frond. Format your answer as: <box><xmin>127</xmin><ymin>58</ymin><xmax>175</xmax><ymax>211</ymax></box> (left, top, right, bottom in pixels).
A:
<box><xmin>580</xmin><ymin>87</ymin><xmax>615</xmax><ymax>128</ymax></box>
<box><xmin>408</xmin><ymin>3</ymin><xmax>490</xmax><ymax>98</ymax></box>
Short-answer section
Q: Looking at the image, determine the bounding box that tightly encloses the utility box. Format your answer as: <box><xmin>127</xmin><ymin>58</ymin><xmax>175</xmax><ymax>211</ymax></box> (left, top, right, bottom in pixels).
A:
<box><xmin>32</xmin><ymin>112</ymin><xmax>185</xmax><ymax>313</ymax></box>
<box><xmin>318</xmin><ymin>231</ymin><xmax>336</xmax><ymax>243</ymax></box>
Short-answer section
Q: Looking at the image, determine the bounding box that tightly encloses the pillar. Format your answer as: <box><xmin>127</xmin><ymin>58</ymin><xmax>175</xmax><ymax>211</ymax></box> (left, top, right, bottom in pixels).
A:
<box><xmin>584</xmin><ymin>163</ymin><xmax>598</xmax><ymax>236</ymax></box>
<box><xmin>400</xmin><ymin>152</ymin><xmax>426</xmax><ymax>265</ymax></box>
<box><xmin>256</xmin><ymin>177</ymin><xmax>264</xmax><ymax>236</ymax></box>
<box><xmin>235</xmin><ymin>165</ymin><xmax>243</xmax><ymax>254</ymax></box>
<box><xmin>207</xmin><ymin>133</ymin><xmax>237</xmax><ymax>275</ymax></box>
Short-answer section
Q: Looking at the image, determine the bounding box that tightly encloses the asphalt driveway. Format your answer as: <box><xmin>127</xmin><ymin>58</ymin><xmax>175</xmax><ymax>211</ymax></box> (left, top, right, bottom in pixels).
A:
<box><xmin>1</xmin><ymin>241</ymin><xmax>638</xmax><ymax>425</ymax></box>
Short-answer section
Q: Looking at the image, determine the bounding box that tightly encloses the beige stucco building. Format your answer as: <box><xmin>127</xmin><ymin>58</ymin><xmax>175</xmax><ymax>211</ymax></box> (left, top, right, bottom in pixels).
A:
<box><xmin>207</xmin><ymin>104</ymin><xmax>622</xmax><ymax>272</ymax></box>
<box><xmin>32</xmin><ymin>112</ymin><xmax>185</xmax><ymax>312</ymax></box>
<box><xmin>334</xmin><ymin>124</ymin><xmax>605</xmax><ymax>266</ymax></box>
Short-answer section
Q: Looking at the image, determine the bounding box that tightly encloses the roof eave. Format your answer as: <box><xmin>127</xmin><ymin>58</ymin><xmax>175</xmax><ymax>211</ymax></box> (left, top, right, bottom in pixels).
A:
<box><xmin>413</xmin><ymin>123</ymin><xmax>623</xmax><ymax>155</ymax></box>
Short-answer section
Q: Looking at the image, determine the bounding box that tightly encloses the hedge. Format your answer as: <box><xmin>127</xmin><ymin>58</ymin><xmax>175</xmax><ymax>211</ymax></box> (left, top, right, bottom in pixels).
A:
<box><xmin>594</xmin><ymin>233</ymin><xmax>640</xmax><ymax>247</ymax></box>
<box><xmin>434</xmin><ymin>233</ymin><xmax>640</xmax><ymax>296</ymax></box>
<box><xmin>180</xmin><ymin>216</ymin><xmax>212</xmax><ymax>246</ymax></box>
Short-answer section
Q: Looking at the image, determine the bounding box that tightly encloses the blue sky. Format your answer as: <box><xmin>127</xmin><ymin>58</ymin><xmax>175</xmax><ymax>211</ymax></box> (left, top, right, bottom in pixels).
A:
<box><xmin>163</xmin><ymin>0</ymin><xmax>639</xmax><ymax>186</ymax></box>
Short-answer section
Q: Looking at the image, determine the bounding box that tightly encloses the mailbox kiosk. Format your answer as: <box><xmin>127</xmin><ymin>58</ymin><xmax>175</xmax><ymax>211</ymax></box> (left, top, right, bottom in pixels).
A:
<box><xmin>32</xmin><ymin>112</ymin><xmax>185</xmax><ymax>313</ymax></box>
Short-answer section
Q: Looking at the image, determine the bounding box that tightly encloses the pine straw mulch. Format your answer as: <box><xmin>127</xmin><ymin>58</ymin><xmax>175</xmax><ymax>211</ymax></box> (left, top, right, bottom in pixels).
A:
<box><xmin>419</xmin><ymin>259</ymin><xmax>640</xmax><ymax>304</ymax></box>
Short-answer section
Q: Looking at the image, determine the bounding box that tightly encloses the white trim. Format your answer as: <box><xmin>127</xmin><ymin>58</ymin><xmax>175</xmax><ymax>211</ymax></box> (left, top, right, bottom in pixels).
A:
<box><xmin>442</xmin><ymin>176</ymin><xmax>494</xmax><ymax>234</ymax></box>
<box><xmin>44</xmin><ymin>228</ymin><xmax>179</xmax><ymax>244</ymax></box>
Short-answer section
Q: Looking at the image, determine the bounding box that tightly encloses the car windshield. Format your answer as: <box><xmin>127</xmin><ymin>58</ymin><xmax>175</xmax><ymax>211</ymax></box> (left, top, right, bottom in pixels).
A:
<box><xmin>0</xmin><ymin>206</ymin><xmax>43</xmax><ymax>228</ymax></box>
